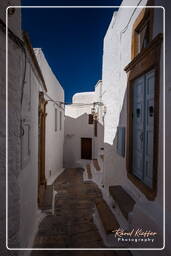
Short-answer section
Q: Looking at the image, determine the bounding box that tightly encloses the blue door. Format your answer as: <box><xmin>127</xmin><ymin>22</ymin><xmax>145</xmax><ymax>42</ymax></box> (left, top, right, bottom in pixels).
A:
<box><xmin>132</xmin><ymin>70</ymin><xmax>155</xmax><ymax>188</ymax></box>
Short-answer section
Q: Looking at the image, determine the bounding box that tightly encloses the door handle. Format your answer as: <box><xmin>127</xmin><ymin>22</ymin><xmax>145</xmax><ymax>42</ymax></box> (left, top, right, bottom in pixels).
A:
<box><xmin>140</xmin><ymin>132</ymin><xmax>144</xmax><ymax>142</ymax></box>
<box><xmin>149</xmin><ymin>106</ymin><xmax>154</xmax><ymax>117</ymax></box>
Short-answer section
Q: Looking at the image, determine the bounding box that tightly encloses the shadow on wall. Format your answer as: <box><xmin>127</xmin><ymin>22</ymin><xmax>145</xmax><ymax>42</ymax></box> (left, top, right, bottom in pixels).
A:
<box><xmin>64</xmin><ymin>113</ymin><xmax>104</xmax><ymax>168</ymax></box>
<box><xmin>103</xmin><ymin>89</ymin><xmax>127</xmax><ymax>189</ymax></box>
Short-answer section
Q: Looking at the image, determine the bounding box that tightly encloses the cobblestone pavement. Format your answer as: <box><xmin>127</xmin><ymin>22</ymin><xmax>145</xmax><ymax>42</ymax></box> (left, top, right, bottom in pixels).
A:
<box><xmin>31</xmin><ymin>168</ymin><xmax>131</xmax><ymax>256</ymax></box>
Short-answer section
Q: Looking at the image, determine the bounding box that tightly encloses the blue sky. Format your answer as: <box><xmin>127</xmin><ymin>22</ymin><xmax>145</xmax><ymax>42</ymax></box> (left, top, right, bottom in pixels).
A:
<box><xmin>21</xmin><ymin>0</ymin><xmax>122</xmax><ymax>103</ymax></box>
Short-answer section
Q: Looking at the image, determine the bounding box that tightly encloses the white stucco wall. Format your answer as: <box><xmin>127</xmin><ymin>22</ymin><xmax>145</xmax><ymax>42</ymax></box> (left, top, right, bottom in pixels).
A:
<box><xmin>0</xmin><ymin>0</ymin><xmax>22</xmax><ymax>252</ymax></box>
<box><xmin>94</xmin><ymin>81</ymin><xmax>104</xmax><ymax>156</ymax></box>
<box><xmin>0</xmin><ymin>0</ymin><xmax>21</xmax><ymax>38</ymax></box>
<box><xmin>102</xmin><ymin>1</ymin><xmax>165</xmax><ymax>252</ymax></box>
<box><xmin>64</xmin><ymin>92</ymin><xmax>95</xmax><ymax>168</ymax></box>
<box><xmin>0</xmin><ymin>0</ymin><xmax>42</xmax><ymax>251</ymax></box>
<box><xmin>73</xmin><ymin>91</ymin><xmax>95</xmax><ymax>104</ymax></box>
<box><xmin>34</xmin><ymin>49</ymin><xmax>64</xmax><ymax>182</ymax></box>
<box><xmin>19</xmin><ymin>56</ymin><xmax>40</xmax><ymax>248</ymax></box>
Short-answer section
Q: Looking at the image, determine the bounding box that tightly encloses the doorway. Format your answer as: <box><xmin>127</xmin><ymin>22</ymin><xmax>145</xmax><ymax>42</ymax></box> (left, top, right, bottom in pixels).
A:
<box><xmin>132</xmin><ymin>69</ymin><xmax>155</xmax><ymax>188</ymax></box>
<box><xmin>81</xmin><ymin>138</ymin><xmax>92</xmax><ymax>160</ymax></box>
<box><xmin>38</xmin><ymin>92</ymin><xmax>47</xmax><ymax>207</ymax></box>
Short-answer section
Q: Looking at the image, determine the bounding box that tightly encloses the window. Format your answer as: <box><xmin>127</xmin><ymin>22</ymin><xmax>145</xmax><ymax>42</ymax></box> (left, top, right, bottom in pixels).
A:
<box><xmin>55</xmin><ymin>108</ymin><xmax>58</xmax><ymax>131</ymax></box>
<box><xmin>60</xmin><ymin>111</ymin><xmax>62</xmax><ymax>130</ymax></box>
<box><xmin>131</xmin><ymin>7</ymin><xmax>153</xmax><ymax>59</ymax></box>
<box><xmin>88</xmin><ymin>114</ymin><xmax>93</xmax><ymax>124</ymax></box>
<box><xmin>136</xmin><ymin>22</ymin><xmax>150</xmax><ymax>53</ymax></box>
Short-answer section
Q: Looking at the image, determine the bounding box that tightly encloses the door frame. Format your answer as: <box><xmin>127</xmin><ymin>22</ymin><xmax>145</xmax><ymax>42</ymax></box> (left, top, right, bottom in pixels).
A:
<box><xmin>132</xmin><ymin>70</ymin><xmax>155</xmax><ymax>188</ymax></box>
<box><xmin>38</xmin><ymin>92</ymin><xmax>47</xmax><ymax>207</ymax></box>
<box><xmin>125</xmin><ymin>34</ymin><xmax>162</xmax><ymax>200</ymax></box>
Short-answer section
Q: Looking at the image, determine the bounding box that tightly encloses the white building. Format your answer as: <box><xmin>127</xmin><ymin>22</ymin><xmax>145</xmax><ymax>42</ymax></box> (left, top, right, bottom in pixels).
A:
<box><xmin>18</xmin><ymin>33</ymin><xmax>48</xmax><ymax>249</ymax></box>
<box><xmin>0</xmin><ymin>0</ymin><xmax>24</xmax><ymax>250</ymax></box>
<box><xmin>34</xmin><ymin>48</ymin><xmax>65</xmax><ymax>187</ymax></box>
<box><xmin>19</xmin><ymin>46</ymin><xmax>64</xmax><ymax>249</ymax></box>
<box><xmin>99</xmin><ymin>0</ymin><xmax>167</xmax><ymax>253</ymax></box>
<box><xmin>0</xmin><ymin>1</ymin><xmax>65</xmax><ymax>250</ymax></box>
<box><xmin>64</xmin><ymin>81</ymin><xmax>104</xmax><ymax>170</ymax></box>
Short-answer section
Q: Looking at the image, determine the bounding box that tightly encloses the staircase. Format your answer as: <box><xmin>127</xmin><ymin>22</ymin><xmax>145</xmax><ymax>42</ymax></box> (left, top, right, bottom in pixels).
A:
<box><xmin>109</xmin><ymin>185</ymin><xmax>136</xmax><ymax>220</ymax></box>
<box><xmin>83</xmin><ymin>156</ymin><xmax>104</xmax><ymax>187</ymax></box>
<box><xmin>93</xmin><ymin>198</ymin><xmax>120</xmax><ymax>247</ymax></box>
<box><xmin>83</xmin><ymin>156</ymin><xmax>136</xmax><ymax>250</ymax></box>
<box><xmin>93</xmin><ymin>185</ymin><xmax>136</xmax><ymax>249</ymax></box>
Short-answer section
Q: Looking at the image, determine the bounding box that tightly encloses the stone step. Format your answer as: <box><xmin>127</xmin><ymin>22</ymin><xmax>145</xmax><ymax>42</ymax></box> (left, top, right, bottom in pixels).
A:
<box><xmin>109</xmin><ymin>186</ymin><xmax>135</xmax><ymax>220</ymax></box>
<box><xmin>96</xmin><ymin>199</ymin><xmax>119</xmax><ymax>234</ymax></box>
<box><xmin>93</xmin><ymin>159</ymin><xmax>101</xmax><ymax>171</ymax></box>
<box><xmin>86</xmin><ymin>164</ymin><xmax>92</xmax><ymax>179</ymax></box>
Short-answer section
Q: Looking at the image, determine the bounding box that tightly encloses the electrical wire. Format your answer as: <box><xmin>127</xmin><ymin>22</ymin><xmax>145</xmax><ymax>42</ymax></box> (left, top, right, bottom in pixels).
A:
<box><xmin>20</xmin><ymin>47</ymin><xmax>27</xmax><ymax>106</ymax></box>
<box><xmin>0</xmin><ymin>17</ymin><xmax>27</xmax><ymax>106</ymax></box>
<box><xmin>121</xmin><ymin>0</ymin><xmax>144</xmax><ymax>34</ymax></box>
<box><xmin>2</xmin><ymin>18</ymin><xmax>104</xmax><ymax>126</ymax></box>
<box><xmin>64</xmin><ymin>102</ymin><xmax>104</xmax><ymax>106</ymax></box>
<box><xmin>0</xmin><ymin>17</ymin><xmax>27</xmax><ymax>138</ymax></box>
<box><xmin>0</xmin><ymin>17</ymin><xmax>24</xmax><ymax>48</ymax></box>
<box><xmin>45</xmin><ymin>98</ymin><xmax>104</xmax><ymax>109</ymax></box>
<box><xmin>120</xmin><ymin>0</ymin><xmax>144</xmax><ymax>34</ymax></box>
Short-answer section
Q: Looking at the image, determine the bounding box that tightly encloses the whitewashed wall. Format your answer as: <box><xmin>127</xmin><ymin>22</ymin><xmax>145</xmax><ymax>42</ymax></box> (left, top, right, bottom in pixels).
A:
<box><xmin>64</xmin><ymin>84</ymin><xmax>104</xmax><ymax>168</ymax></box>
<box><xmin>64</xmin><ymin>92</ymin><xmax>95</xmax><ymax>168</ymax></box>
<box><xmin>94</xmin><ymin>81</ymin><xmax>104</xmax><ymax>157</ymax></box>
<box><xmin>34</xmin><ymin>49</ymin><xmax>64</xmax><ymax>183</ymax></box>
<box><xmin>18</xmin><ymin>56</ymin><xmax>41</xmax><ymax>248</ymax></box>
<box><xmin>0</xmin><ymin>0</ymin><xmax>22</xmax><ymax>252</ymax></box>
<box><xmin>102</xmin><ymin>0</ymin><xmax>165</xmax><ymax>253</ymax></box>
<box><xmin>0</xmin><ymin>0</ymin><xmax>43</xmax><ymax>251</ymax></box>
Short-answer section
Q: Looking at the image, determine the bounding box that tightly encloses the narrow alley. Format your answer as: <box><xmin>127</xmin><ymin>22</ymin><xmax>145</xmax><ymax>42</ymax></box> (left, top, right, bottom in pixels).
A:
<box><xmin>0</xmin><ymin>0</ymin><xmax>168</xmax><ymax>255</ymax></box>
<box><xmin>31</xmin><ymin>168</ymin><xmax>131</xmax><ymax>254</ymax></box>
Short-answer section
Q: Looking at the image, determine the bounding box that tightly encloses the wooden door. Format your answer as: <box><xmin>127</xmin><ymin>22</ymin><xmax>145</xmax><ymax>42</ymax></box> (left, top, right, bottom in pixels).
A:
<box><xmin>81</xmin><ymin>138</ymin><xmax>92</xmax><ymax>160</ymax></box>
<box><xmin>132</xmin><ymin>75</ymin><xmax>145</xmax><ymax>180</ymax></box>
<box><xmin>143</xmin><ymin>70</ymin><xmax>155</xmax><ymax>188</ymax></box>
<box><xmin>38</xmin><ymin>92</ymin><xmax>47</xmax><ymax>207</ymax></box>
<box><xmin>132</xmin><ymin>70</ymin><xmax>155</xmax><ymax>188</ymax></box>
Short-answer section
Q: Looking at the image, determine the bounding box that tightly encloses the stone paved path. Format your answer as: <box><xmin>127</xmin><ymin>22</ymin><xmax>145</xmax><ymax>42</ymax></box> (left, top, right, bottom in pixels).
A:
<box><xmin>31</xmin><ymin>168</ymin><xmax>131</xmax><ymax>256</ymax></box>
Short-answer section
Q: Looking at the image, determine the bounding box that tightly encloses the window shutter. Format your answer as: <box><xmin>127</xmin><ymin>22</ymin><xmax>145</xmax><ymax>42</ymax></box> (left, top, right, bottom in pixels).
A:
<box><xmin>88</xmin><ymin>114</ymin><xmax>93</xmax><ymax>124</ymax></box>
<box><xmin>94</xmin><ymin>119</ymin><xmax>98</xmax><ymax>137</ymax></box>
<box><xmin>116</xmin><ymin>126</ymin><xmax>125</xmax><ymax>157</ymax></box>
<box><xmin>143</xmin><ymin>70</ymin><xmax>155</xmax><ymax>188</ymax></box>
<box><xmin>132</xmin><ymin>75</ymin><xmax>145</xmax><ymax>180</ymax></box>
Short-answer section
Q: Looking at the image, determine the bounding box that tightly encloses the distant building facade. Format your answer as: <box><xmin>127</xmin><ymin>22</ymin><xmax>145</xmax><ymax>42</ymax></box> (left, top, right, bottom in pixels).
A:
<box><xmin>64</xmin><ymin>80</ymin><xmax>104</xmax><ymax>169</ymax></box>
